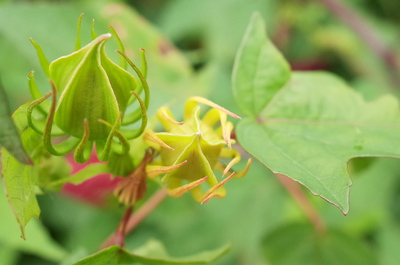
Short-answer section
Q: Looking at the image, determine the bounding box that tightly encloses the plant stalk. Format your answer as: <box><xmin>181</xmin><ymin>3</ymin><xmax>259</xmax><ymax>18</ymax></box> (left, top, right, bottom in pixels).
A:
<box><xmin>277</xmin><ymin>173</ymin><xmax>326</xmax><ymax>235</ymax></box>
<box><xmin>317</xmin><ymin>0</ymin><xmax>400</xmax><ymax>86</ymax></box>
<box><xmin>101</xmin><ymin>188</ymin><xmax>168</xmax><ymax>249</ymax></box>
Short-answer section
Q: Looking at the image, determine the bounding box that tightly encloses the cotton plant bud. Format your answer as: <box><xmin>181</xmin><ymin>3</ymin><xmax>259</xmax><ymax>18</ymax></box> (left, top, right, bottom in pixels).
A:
<box><xmin>27</xmin><ymin>15</ymin><xmax>148</xmax><ymax>163</ymax></box>
<box><xmin>51</xmin><ymin>33</ymin><xmax>134</xmax><ymax>140</ymax></box>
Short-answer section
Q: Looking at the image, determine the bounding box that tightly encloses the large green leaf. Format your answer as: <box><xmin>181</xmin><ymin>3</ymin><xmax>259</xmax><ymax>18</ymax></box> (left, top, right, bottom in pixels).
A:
<box><xmin>73</xmin><ymin>241</ymin><xmax>229</xmax><ymax>265</ymax></box>
<box><xmin>0</xmin><ymin>79</ymin><xmax>31</xmax><ymax>165</ymax></box>
<box><xmin>237</xmin><ymin>72</ymin><xmax>400</xmax><ymax>214</ymax></box>
<box><xmin>232</xmin><ymin>12</ymin><xmax>290</xmax><ymax>117</ymax></box>
<box><xmin>261</xmin><ymin>223</ymin><xmax>378</xmax><ymax>265</ymax></box>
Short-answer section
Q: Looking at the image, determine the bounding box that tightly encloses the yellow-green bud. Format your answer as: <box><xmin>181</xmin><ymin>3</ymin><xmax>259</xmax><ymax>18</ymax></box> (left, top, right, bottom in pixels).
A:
<box><xmin>146</xmin><ymin>97</ymin><xmax>251</xmax><ymax>203</ymax></box>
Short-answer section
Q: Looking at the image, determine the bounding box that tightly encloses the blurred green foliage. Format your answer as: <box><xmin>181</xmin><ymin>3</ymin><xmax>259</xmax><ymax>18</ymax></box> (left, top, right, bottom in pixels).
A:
<box><xmin>1</xmin><ymin>0</ymin><xmax>400</xmax><ymax>264</ymax></box>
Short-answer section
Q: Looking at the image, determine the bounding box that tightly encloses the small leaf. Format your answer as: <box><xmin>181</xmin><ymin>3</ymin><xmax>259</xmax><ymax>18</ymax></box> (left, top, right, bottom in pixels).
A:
<box><xmin>1</xmin><ymin>148</ymin><xmax>40</xmax><ymax>239</ymax></box>
<box><xmin>261</xmin><ymin>223</ymin><xmax>378</xmax><ymax>265</ymax></box>
<box><xmin>0</xmin><ymin>183</ymin><xmax>67</xmax><ymax>261</ymax></box>
<box><xmin>0</xmin><ymin>78</ymin><xmax>31</xmax><ymax>165</ymax></box>
<box><xmin>237</xmin><ymin>72</ymin><xmax>400</xmax><ymax>214</ymax></box>
<box><xmin>232</xmin><ymin>13</ymin><xmax>290</xmax><ymax>117</ymax></box>
<box><xmin>73</xmin><ymin>240</ymin><xmax>229</xmax><ymax>265</ymax></box>
<box><xmin>1</xmin><ymin>103</ymin><xmax>44</xmax><ymax>238</ymax></box>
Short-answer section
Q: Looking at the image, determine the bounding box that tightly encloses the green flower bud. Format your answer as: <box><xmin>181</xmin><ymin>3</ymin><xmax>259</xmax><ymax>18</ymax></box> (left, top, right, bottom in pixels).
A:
<box><xmin>26</xmin><ymin>16</ymin><xmax>149</xmax><ymax>163</ymax></box>
<box><xmin>52</xmin><ymin>33</ymin><xmax>132</xmax><ymax>140</ymax></box>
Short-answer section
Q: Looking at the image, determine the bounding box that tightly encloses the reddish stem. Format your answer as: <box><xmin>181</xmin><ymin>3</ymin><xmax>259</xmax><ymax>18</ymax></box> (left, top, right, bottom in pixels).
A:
<box><xmin>101</xmin><ymin>188</ymin><xmax>168</xmax><ymax>249</ymax></box>
<box><xmin>117</xmin><ymin>206</ymin><xmax>134</xmax><ymax>248</ymax></box>
<box><xmin>317</xmin><ymin>0</ymin><xmax>400</xmax><ymax>84</ymax></box>
<box><xmin>277</xmin><ymin>174</ymin><xmax>326</xmax><ymax>235</ymax></box>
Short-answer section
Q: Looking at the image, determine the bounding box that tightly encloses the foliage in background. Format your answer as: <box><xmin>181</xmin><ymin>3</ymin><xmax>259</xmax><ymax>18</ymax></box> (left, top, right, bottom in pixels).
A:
<box><xmin>1</xmin><ymin>0</ymin><xmax>400</xmax><ymax>265</ymax></box>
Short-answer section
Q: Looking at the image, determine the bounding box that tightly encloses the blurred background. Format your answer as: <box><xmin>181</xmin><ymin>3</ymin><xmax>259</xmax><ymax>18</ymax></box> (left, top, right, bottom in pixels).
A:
<box><xmin>1</xmin><ymin>0</ymin><xmax>400</xmax><ymax>264</ymax></box>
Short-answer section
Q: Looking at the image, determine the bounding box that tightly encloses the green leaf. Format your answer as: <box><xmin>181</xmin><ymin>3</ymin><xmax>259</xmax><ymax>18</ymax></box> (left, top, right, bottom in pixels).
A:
<box><xmin>73</xmin><ymin>241</ymin><xmax>229</xmax><ymax>265</ymax></box>
<box><xmin>261</xmin><ymin>223</ymin><xmax>378</xmax><ymax>265</ymax></box>
<box><xmin>232</xmin><ymin>12</ymin><xmax>290</xmax><ymax>117</ymax></box>
<box><xmin>72</xmin><ymin>246</ymin><xmax>120</xmax><ymax>265</ymax></box>
<box><xmin>0</xmin><ymin>183</ymin><xmax>67</xmax><ymax>262</ymax></box>
<box><xmin>1</xmin><ymin>148</ymin><xmax>40</xmax><ymax>239</ymax></box>
<box><xmin>237</xmin><ymin>72</ymin><xmax>400</xmax><ymax>214</ymax></box>
<box><xmin>1</xmin><ymin>103</ymin><xmax>44</xmax><ymax>238</ymax></box>
<box><xmin>0</xmin><ymin>79</ymin><xmax>31</xmax><ymax>165</ymax></box>
<box><xmin>320</xmin><ymin>158</ymin><xmax>400</xmax><ymax>235</ymax></box>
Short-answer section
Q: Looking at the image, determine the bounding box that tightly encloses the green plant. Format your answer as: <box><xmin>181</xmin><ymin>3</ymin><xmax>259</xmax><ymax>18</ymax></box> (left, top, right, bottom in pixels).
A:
<box><xmin>1</xmin><ymin>1</ymin><xmax>400</xmax><ymax>265</ymax></box>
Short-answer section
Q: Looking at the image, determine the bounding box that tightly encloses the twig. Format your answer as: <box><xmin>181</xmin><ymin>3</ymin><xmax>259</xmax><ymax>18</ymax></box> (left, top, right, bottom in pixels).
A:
<box><xmin>276</xmin><ymin>174</ymin><xmax>326</xmax><ymax>235</ymax></box>
<box><xmin>317</xmin><ymin>0</ymin><xmax>400</xmax><ymax>85</ymax></box>
<box><xmin>101</xmin><ymin>188</ymin><xmax>168</xmax><ymax>249</ymax></box>
<box><xmin>114</xmin><ymin>206</ymin><xmax>134</xmax><ymax>248</ymax></box>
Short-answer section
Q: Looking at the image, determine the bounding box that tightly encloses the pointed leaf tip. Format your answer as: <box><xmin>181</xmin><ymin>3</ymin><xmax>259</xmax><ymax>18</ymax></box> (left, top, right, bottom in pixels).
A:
<box><xmin>232</xmin><ymin>12</ymin><xmax>290</xmax><ymax>117</ymax></box>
